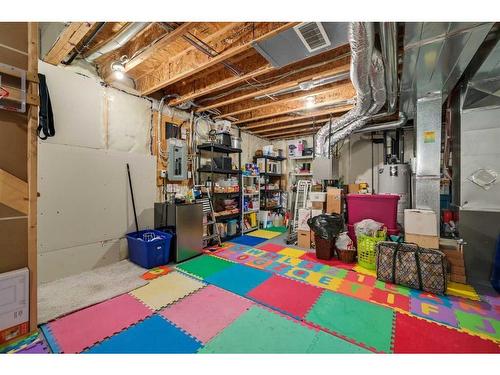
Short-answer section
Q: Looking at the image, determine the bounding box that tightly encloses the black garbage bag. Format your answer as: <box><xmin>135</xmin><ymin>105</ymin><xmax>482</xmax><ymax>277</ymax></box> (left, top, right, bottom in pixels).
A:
<box><xmin>307</xmin><ymin>213</ymin><xmax>344</xmax><ymax>240</ymax></box>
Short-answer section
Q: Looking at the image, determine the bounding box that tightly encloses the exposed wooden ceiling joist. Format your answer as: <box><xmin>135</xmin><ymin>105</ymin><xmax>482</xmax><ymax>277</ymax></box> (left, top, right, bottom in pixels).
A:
<box><xmin>43</xmin><ymin>22</ymin><xmax>95</xmax><ymax>65</ymax></box>
<box><xmin>196</xmin><ymin>61</ymin><xmax>350</xmax><ymax>113</ymax></box>
<box><xmin>252</xmin><ymin>118</ymin><xmax>329</xmax><ymax>135</ymax></box>
<box><xmin>137</xmin><ymin>22</ymin><xmax>299</xmax><ymax>95</ymax></box>
<box><xmin>220</xmin><ymin>81</ymin><xmax>354</xmax><ymax>123</ymax></box>
<box><xmin>241</xmin><ymin>105</ymin><xmax>352</xmax><ymax>130</ymax></box>
<box><xmin>268</xmin><ymin>129</ymin><xmax>318</xmax><ymax>140</ymax></box>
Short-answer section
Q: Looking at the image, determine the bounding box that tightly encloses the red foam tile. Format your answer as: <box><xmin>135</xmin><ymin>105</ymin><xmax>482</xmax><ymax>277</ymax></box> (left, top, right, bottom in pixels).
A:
<box><xmin>299</xmin><ymin>252</ymin><xmax>354</xmax><ymax>270</ymax></box>
<box><xmin>370</xmin><ymin>288</ymin><xmax>410</xmax><ymax>311</ymax></box>
<box><xmin>48</xmin><ymin>293</ymin><xmax>153</xmax><ymax>353</ymax></box>
<box><xmin>257</xmin><ymin>243</ymin><xmax>286</xmax><ymax>253</ymax></box>
<box><xmin>393</xmin><ymin>312</ymin><xmax>500</xmax><ymax>353</ymax></box>
<box><xmin>246</xmin><ymin>274</ymin><xmax>323</xmax><ymax>319</ymax></box>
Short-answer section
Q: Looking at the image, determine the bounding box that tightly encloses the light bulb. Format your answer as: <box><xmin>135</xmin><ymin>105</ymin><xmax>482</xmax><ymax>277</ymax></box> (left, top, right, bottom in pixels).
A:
<box><xmin>305</xmin><ymin>96</ymin><xmax>315</xmax><ymax>109</ymax></box>
<box><xmin>115</xmin><ymin>71</ymin><xmax>125</xmax><ymax>80</ymax></box>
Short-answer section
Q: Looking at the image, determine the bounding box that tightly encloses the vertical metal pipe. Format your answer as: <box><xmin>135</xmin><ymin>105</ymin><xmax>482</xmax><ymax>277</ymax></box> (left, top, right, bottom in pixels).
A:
<box><xmin>379</xmin><ymin>22</ymin><xmax>398</xmax><ymax>113</ymax></box>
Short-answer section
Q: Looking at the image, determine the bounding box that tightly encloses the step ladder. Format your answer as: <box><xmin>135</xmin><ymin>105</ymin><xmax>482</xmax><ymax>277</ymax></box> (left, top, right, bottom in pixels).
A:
<box><xmin>291</xmin><ymin>179</ymin><xmax>312</xmax><ymax>235</ymax></box>
<box><xmin>194</xmin><ymin>185</ymin><xmax>221</xmax><ymax>247</ymax></box>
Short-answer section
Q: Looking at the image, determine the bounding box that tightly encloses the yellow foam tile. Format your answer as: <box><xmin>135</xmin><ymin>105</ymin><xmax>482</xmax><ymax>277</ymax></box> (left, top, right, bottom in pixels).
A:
<box><xmin>353</xmin><ymin>264</ymin><xmax>377</xmax><ymax>277</ymax></box>
<box><xmin>130</xmin><ymin>271</ymin><xmax>205</xmax><ymax>310</ymax></box>
<box><xmin>278</xmin><ymin>247</ymin><xmax>307</xmax><ymax>258</ymax></box>
<box><xmin>245</xmin><ymin>229</ymin><xmax>281</xmax><ymax>239</ymax></box>
<box><xmin>446</xmin><ymin>281</ymin><xmax>480</xmax><ymax>301</ymax></box>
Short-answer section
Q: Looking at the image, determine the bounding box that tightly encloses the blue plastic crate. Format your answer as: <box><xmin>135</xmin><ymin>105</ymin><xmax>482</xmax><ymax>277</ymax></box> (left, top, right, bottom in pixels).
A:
<box><xmin>126</xmin><ymin>229</ymin><xmax>172</xmax><ymax>269</ymax></box>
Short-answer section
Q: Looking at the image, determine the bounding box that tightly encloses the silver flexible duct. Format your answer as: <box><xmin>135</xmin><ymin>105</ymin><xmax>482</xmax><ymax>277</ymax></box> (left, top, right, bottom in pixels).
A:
<box><xmin>314</xmin><ymin>22</ymin><xmax>375</xmax><ymax>157</ymax></box>
<box><xmin>85</xmin><ymin>22</ymin><xmax>149</xmax><ymax>62</ymax></box>
<box><xmin>324</xmin><ymin>49</ymin><xmax>386</xmax><ymax>147</ymax></box>
<box><xmin>353</xmin><ymin>112</ymin><xmax>407</xmax><ymax>134</ymax></box>
<box><xmin>379</xmin><ymin>22</ymin><xmax>398</xmax><ymax>114</ymax></box>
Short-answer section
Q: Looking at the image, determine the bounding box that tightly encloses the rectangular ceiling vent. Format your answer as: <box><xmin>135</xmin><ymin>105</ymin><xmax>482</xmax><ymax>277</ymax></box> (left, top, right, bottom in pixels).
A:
<box><xmin>294</xmin><ymin>22</ymin><xmax>331</xmax><ymax>53</ymax></box>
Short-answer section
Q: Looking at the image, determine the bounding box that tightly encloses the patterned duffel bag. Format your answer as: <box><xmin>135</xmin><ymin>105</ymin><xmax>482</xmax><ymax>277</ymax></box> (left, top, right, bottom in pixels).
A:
<box><xmin>376</xmin><ymin>241</ymin><xmax>447</xmax><ymax>295</ymax></box>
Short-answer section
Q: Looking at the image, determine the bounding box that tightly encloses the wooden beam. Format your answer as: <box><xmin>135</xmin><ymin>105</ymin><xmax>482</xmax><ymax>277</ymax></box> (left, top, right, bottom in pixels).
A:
<box><xmin>217</xmin><ymin>81</ymin><xmax>354</xmax><ymax>120</ymax></box>
<box><xmin>1</xmin><ymin>84</ymin><xmax>39</xmax><ymax>106</ymax></box>
<box><xmin>252</xmin><ymin>118</ymin><xmax>329</xmax><ymax>134</ymax></box>
<box><xmin>43</xmin><ymin>22</ymin><xmax>95</xmax><ymax>65</ymax></box>
<box><xmin>267</xmin><ymin>130</ymin><xmax>318</xmax><ymax>140</ymax></box>
<box><xmin>27</xmin><ymin>22</ymin><xmax>39</xmax><ymax>333</ymax></box>
<box><xmin>0</xmin><ymin>168</ymin><xmax>28</xmax><ymax>215</ymax></box>
<box><xmin>196</xmin><ymin>62</ymin><xmax>350</xmax><ymax>113</ymax></box>
<box><xmin>124</xmin><ymin>22</ymin><xmax>195</xmax><ymax>73</ymax></box>
<box><xmin>241</xmin><ymin>104</ymin><xmax>352</xmax><ymax>130</ymax></box>
<box><xmin>138</xmin><ymin>22</ymin><xmax>299</xmax><ymax>95</ymax></box>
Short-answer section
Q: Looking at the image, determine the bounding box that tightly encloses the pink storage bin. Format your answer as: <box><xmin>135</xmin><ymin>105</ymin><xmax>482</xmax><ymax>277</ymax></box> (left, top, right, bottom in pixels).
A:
<box><xmin>346</xmin><ymin>194</ymin><xmax>400</xmax><ymax>229</ymax></box>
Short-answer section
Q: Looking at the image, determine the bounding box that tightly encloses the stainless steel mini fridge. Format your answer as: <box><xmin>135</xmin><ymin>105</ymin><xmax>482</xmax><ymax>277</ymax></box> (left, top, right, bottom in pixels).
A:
<box><xmin>154</xmin><ymin>202</ymin><xmax>203</xmax><ymax>262</ymax></box>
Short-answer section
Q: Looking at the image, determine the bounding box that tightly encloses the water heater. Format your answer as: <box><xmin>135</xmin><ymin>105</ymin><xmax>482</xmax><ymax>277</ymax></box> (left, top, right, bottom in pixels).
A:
<box><xmin>378</xmin><ymin>163</ymin><xmax>410</xmax><ymax>227</ymax></box>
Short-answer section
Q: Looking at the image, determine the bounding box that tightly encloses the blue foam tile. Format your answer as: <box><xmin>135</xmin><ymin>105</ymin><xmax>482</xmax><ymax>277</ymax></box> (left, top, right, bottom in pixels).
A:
<box><xmin>84</xmin><ymin>315</ymin><xmax>201</xmax><ymax>354</ymax></box>
<box><xmin>228</xmin><ymin>235</ymin><xmax>267</xmax><ymax>247</ymax></box>
<box><xmin>205</xmin><ymin>263</ymin><xmax>273</xmax><ymax>296</ymax></box>
<box><xmin>40</xmin><ymin>324</ymin><xmax>60</xmax><ymax>354</ymax></box>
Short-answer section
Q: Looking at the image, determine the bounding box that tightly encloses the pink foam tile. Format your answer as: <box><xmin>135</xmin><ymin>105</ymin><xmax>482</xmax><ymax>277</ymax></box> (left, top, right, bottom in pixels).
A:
<box><xmin>246</xmin><ymin>274</ymin><xmax>323</xmax><ymax>319</ymax></box>
<box><xmin>48</xmin><ymin>293</ymin><xmax>153</xmax><ymax>353</ymax></box>
<box><xmin>256</xmin><ymin>243</ymin><xmax>286</xmax><ymax>253</ymax></box>
<box><xmin>160</xmin><ymin>285</ymin><xmax>253</xmax><ymax>343</ymax></box>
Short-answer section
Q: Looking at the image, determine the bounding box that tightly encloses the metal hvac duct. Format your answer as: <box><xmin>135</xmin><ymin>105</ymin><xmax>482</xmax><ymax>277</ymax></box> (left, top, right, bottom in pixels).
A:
<box><xmin>324</xmin><ymin>48</ymin><xmax>387</xmax><ymax>148</ymax></box>
<box><xmin>314</xmin><ymin>22</ymin><xmax>375</xmax><ymax>157</ymax></box>
<box><xmin>85</xmin><ymin>22</ymin><xmax>149</xmax><ymax>62</ymax></box>
<box><xmin>379</xmin><ymin>22</ymin><xmax>398</xmax><ymax>113</ymax></box>
<box><xmin>353</xmin><ymin>112</ymin><xmax>408</xmax><ymax>134</ymax></box>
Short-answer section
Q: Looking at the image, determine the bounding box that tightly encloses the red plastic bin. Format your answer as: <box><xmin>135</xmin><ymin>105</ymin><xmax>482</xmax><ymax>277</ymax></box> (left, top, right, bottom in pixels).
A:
<box><xmin>346</xmin><ymin>194</ymin><xmax>400</xmax><ymax>229</ymax></box>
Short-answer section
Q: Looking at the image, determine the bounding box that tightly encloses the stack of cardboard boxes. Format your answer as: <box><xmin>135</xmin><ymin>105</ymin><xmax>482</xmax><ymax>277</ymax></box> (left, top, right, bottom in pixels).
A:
<box><xmin>297</xmin><ymin>187</ymin><xmax>343</xmax><ymax>249</ymax></box>
<box><xmin>440</xmin><ymin>238</ymin><xmax>467</xmax><ymax>284</ymax></box>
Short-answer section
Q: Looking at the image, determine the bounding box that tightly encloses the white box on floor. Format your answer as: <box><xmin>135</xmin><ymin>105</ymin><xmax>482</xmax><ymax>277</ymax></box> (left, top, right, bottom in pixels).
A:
<box><xmin>0</xmin><ymin>268</ymin><xmax>29</xmax><ymax>331</ymax></box>
<box><xmin>404</xmin><ymin>209</ymin><xmax>438</xmax><ymax>236</ymax></box>
<box><xmin>297</xmin><ymin>208</ymin><xmax>311</xmax><ymax>231</ymax></box>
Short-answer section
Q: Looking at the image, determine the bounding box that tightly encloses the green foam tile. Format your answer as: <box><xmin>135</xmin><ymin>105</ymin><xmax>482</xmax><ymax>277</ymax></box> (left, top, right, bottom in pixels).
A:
<box><xmin>266</xmin><ymin>226</ymin><xmax>288</xmax><ymax>233</ymax></box>
<box><xmin>199</xmin><ymin>306</ymin><xmax>318</xmax><ymax>353</ymax></box>
<box><xmin>305</xmin><ymin>291</ymin><xmax>394</xmax><ymax>352</ymax></box>
<box><xmin>176</xmin><ymin>255</ymin><xmax>235</xmax><ymax>280</ymax></box>
<box><xmin>307</xmin><ymin>330</ymin><xmax>372</xmax><ymax>353</ymax></box>
<box><xmin>455</xmin><ymin>310</ymin><xmax>500</xmax><ymax>341</ymax></box>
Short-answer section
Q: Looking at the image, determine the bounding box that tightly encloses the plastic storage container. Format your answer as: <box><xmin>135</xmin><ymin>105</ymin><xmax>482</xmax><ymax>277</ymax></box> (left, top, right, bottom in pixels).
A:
<box><xmin>346</xmin><ymin>194</ymin><xmax>400</xmax><ymax>228</ymax></box>
<box><xmin>126</xmin><ymin>230</ymin><xmax>173</xmax><ymax>269</ymax></box>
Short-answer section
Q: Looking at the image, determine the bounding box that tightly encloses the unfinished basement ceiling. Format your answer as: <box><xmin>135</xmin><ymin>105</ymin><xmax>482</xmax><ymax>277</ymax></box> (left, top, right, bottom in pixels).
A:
<box><xmin>41</xmin><ymin>22</ymin><xmax>358</xmax><ymax>140</ymax></box>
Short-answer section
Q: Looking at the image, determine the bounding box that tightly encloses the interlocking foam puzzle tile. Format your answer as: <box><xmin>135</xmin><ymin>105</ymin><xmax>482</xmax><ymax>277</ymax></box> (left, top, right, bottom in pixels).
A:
<box><xmin>176</xmin><ymin>255</ymin><xmax>235</xmax><ymax>279</ymax></box>
<box><xmin>85</xmin><ymin>314</ymin><xmax>201</xmax><ymax>354</ymax></box>
<box><xmin>450</xmin><ymin>297</ymin><xmax>498</xmax><ymax>318</ymax></box>
<box><xmin>46</xmin><ymin>293</ymin><xmax>153</xmax><ymax>353</ymax></box>
<box><xmin>305</xmin><ymin>291</ymin><xmax>395</xmax><ymax>352</ymax></box>
<box><xmin>245</xmin><ymin>229</ymin><xmax>281</xmax><ymax>239</ymax></box>
<box><xmin>130</xmin><ymin>271</ymin><xmax>205</xmax><ymax>310</ymax></box>
<box><xmin>409</xmin><ymin>297</ymin><xmax>458</xmax><ymax>327</ymax></box>
<box><xmin>296</xmin><ymin>259</ymin><xmax>324</xmax><ymax>272</ymax></box>
<box><xmin>257</xmin><ymin>242</ymin><xmax>286</xmax><ymax>253</ymax></box>
<box><xmin>455</xmin><ymin>310</ymin><xmax>500</xmax><ymax>341</ymax></box>
<box><xmin>14</xmin><ymin>341</ymin><xmax>49</xmax><ymax>354</ymax></box>
<box><xmin>246</xmin><ymin>274</ymin><xmax>323</xmax><ymax>319</ymax></box>
<box><xmin>245</xmin><ymin>257</ymin><xmax>275</xmax><ymax>269</ymax></box>
<box><xmin>264</xmin><ymin>261</ymin><xmax>292</xmax><ymax>274</ymax></box>
<box><xmin>221</xmin><ymin>243</ymin><xmax>251</xmax><ymax>253</ymax></box>
<box><xmin>278</xmin><ymin>247</ymin><xmax>307</xmax><ymax>258</ymax></box>
<box><xmin>141</xmin><ymin>265</ymin><xmax>171</xmax><ymax>280</ymax></box>
<box><xmin>352</xmin><ymin>264</ymin><xmax>377</xmax><ymax>277</ymax></box>
<box><xmin>370</xmin><ymin>288</ymin><xmax>410</xmax><ymax>311</ymax></box>
<box><xmin>205</xmin><ymin>263</ymin><xmax>272</xmax><ymax>296</ymax></box>
<box><xmin>228</xmin><ymin>235</ymin><xmax>267</xmax><ymax>246</ymax></box>
<box><xmin>307</xmin><ymin>329</ymin><xmax>371</xmax><ymax>353</ymax></box>
<box><xmin>265</xmin><ymin>226</ymin><xmax>287</xmax><ymax>233</ymax></box>
<box><xmin>40</xmin><ymin>324</ymin><xmax>60</xmax><ymax>353</ymax></box>
<box><xmin>244</xmin><ymin>248</ymin><xmax>268</xmax><ymax>256</ymax></box>
<box><xmin>410</xmin><ymin>290</ymin><xmax>453</xmax><ymax>307</ymax></box>
<box><xmin>299</xmin><ymin>252</ymin><xmax>354</xmax><ymax>270</ymax></box>
<box><xmin>161</xmin><ymin>285</ymin><xmax>253</xmax><ymax>343</ymax></box>
<box><xmin>446</xmin><ymin>282</ymin><xmax>480</xmax><ymax>301</ymax></box>
<box><xmin>393</xmin><ymin>312</ymin><xmax>500</xmax><ymax>353</ymax></box>
<box><xmin>318</xmin><ymin>265</ymin><xmax>348</xmax><ymax>279</ymax></box>
<box><xmin>337</xmin><ymin>279</ymin><xmax>374</xmax><ymax>301</ymax></box>
<box><xmin>374</xmin><ymin>280</ymin><xmax>412</xmax><ymax>296</ymax></box>
<box><xmin>198</xmin><ymin>306</ymin><xmax>319</xmax><ymax>353</ymax></box>
<box><xmin>345</xmin><ymin>271</ymin><xmax>377</xmax><ymax>287</ymax></box>
<box><xmin>303</xmin><ymin>273</ymin><xmax>343</xmax><ymax>291</ymax></box>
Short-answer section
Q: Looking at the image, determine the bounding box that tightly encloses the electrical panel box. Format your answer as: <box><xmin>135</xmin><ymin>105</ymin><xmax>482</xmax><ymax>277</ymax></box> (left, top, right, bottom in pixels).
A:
<box><xmin>0</xmin><ymin>268</ymin><xmax>29</xmax><ymax>332</ymax></box>
<box><xmin>167</xmin><ymin>138</ymin><xmax>187</xmax><ymax>181</ymax></box>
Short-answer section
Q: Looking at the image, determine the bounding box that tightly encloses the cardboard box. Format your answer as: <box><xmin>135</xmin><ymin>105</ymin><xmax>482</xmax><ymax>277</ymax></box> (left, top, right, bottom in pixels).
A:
<box><xmin>326</xmin><ymin>187</ymin><xmax>342</xmax><ymax>214</ymax></box>
<box><xmin>311</xmin><ymin>209</ymin><xmax>323</xmax><ymax>218</ymax></box>
<box><xmin>309</xmin><ymin>192</ymin><xmax>326</xmax><ymax>202</ymax></box>
<box><xmin>404</xmin><ymin>209</ymin><xmax>438</xmax><ymax>236</ymax></box>
<box><xmin>298</xmin><ymin>230</ymin><xmax>311</xmax><ymax>249</ymax></box>
<box><xmin>311</xmin><ymin>201</ymin><xmax>324</xmax><ymax>210</ymax></box>
<box><xmin>405</xmin><ymin>233</ymin><xmax>439</xmax><ymax>249</ymax></box>
<box><xmin>450</xmin><ymin>274</ymin><xmax>467</xmax><ymax>284</ymax></box>
<box><xmin>297</xmin><ymin>208</ymin><xmax>311</xmax><ymax>231</ymax></box>
<box><xmin>348</xmin><ymin>184</ymin><xmax>359</xmax><ymax>194</ymax></box>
